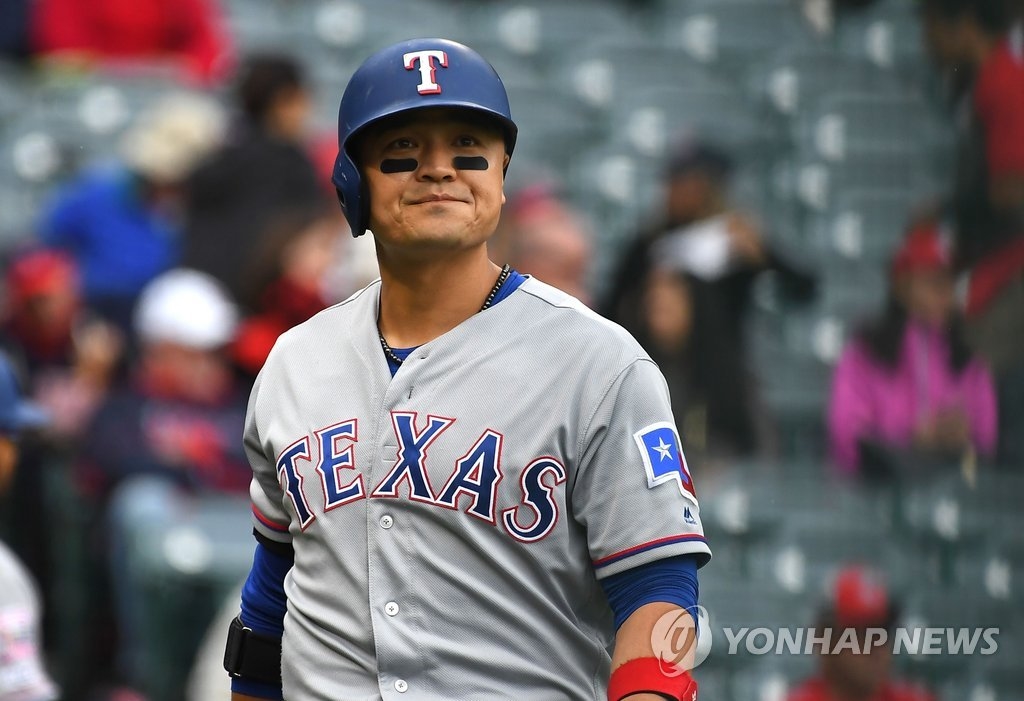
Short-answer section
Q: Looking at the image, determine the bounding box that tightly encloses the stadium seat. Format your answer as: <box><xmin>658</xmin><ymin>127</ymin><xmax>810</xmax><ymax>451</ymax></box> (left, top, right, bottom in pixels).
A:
<box><xmin>565</xmin><ymin>143</ymin><xmax>663</xmax><ymax>257</ymax></box>
<box><xmin>304</xmin><ymin>0</ymin><xmax>472</xmax><ymax>58</ymax></box>
<box><xmin>656</xmin><ymin>0</ymin><xmax>822</xmax><ymax>76</ymax></box>
<box><xmin>896</xmin><ymin>471</ymin><xmax>1019</xmax><ymax>588</ymax></box>
<box><xmin>465</xmin><ymin>0</ymin><xmax>644</xmax><ymax>68</ymax></box>
<box><xmin>506</xmin><ymin>85</ymin><xmax>606</xmax><ymax>173</ymax></box>
<box><xmin>897</xmin><ymin>585</ymin><xmax>1014</xmax><ymax>687</ymax></box>
<box><xmin>108</xmin><ymin>480</ymin><xmax>253</xmax><ymax>701</ymax></box>
<box><xmin>0</xmin><ymin>61</ymin><xmax>29</xmax><ymax>130</ymax></box>
<box><xmin>554</xmin><ymin>40</ymin><xmax>726</xmax><ymax>115</ymax></box>
<box><xmin>746</xmin><ymin>47</ymin><xmax>904</xmax><ymax>120</ymax></box>
<box><xmin>805</xmin><ymin>189</ymin><xmax>920</xmax><ymax>264</ymax></box>
<box><xmin>773</xmin><ymin>153</ymin><xmax>945</xmax><ymax>213</ymax></box>
<box><xmin>794</xmin><ymin>91</ymin><xmax>952</xmax><ymax>165</ymax></box>
<box><xmin>700</xmin><ymin>578</ymin><xmax>815</xmax><ymax>670</ymax></box>
<box><xmin>835</xmin><ymin>0</ymin><xmax>930</xmax><ymax>81</ymax></box>
<box><xmin>609</xmin><ymin>84</ymin><xmax>781</xmax><ymax>164</ymax></box>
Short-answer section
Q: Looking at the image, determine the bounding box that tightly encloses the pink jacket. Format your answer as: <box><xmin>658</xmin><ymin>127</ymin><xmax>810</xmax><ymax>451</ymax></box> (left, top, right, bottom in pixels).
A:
<box><xmin>828</xmin><ymin>321</ymin><xmax>998</xmax><ymax>474</ymax></box>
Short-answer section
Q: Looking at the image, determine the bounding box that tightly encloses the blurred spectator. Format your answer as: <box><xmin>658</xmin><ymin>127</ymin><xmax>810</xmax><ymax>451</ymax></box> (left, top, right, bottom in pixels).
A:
<box><xmin>604</xmin><ymin>139</ymin><xmax>815</xmax><ymax>334</ymax></box>
<box><xmin>36</xmin><ymin>93</ymin><xmax>226</xmax><ymax>331</ymax></box>
<box><xmin>827</xmin><ymin>222</ymin><xmax>997</xmax><ymax>477</ymax></box>
<box><xmin>231</xmin><ymin>210</ymin><xmax>342</xmax><ymax>377</ymax></box>
<box><xmin>1</xmin><ymin>248</ymin><xmax>81</xmax><ymax>373</ymax></box>
<box><xmin>182</xmin><ymin>52</ymin><xmax>331</xmax><ymax>306</ymax></box>
<box><xmin>788</xmin><ymin>565</ymin><xmax>935</xmax><ymax>701</ymax></box>
<box><xmin>603</xmin><ymin>139</ymin><xmax>815</xmax><ymax>458</ymax></box>
<box><xmin>489</xmin><ymin>184</ymin><xmax>594</xmax><ymax>305</ymax></box>
<box><xmin>0</xmin><ymin>249</ymin><xmax>121</xmax><ymax>631</ymax></box>
<box><xmin>80</xmin><ymin>269</ymin><xmax>249</xmax><ymax>499</ymax></box>
<box><xmin>921</xmin><ymin>0</ymin><xmax>1024</xmax><ymax>374</ymax></box>
<box><xmin>74</xmin><ymin>269</ymin><xmax>247</xmax><ymax>694</ymax></box>
<box><xmin>0</xmin><ymin>248</ymin><xmax>123</xmax><ymax>441</ymax></box>
<box><xmin>29</xmin><ymin>0</ymin><xmax>233</xmax><ymax>84</ymax></box>
<box><xmin>0</xmin><ymin>353</ymin><xmax>60</xmax><ymax>701</ymax></box>
<box><xmin>0</xmin><ymin>0</ymin><xmax>32</xmax><ymax>60</ymax></box>
<box><xmin>634</xmin><ymin>266</ymin><xmax>767</xmax><ymax>466</ymax></box>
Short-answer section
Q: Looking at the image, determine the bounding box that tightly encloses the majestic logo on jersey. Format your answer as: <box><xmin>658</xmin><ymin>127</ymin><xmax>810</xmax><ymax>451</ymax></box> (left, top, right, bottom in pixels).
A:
<box><xmin>634</xmin><ymin>422</ymin><xmax>697</xmax><ymax>502</ymax></box>
<box><xmin>403</xmin><ymin>50</ymin><xmax>448</xmax><ymax>94</ymax></box>
<box><xmin>272</xmin><ymin>412</ymin><xmax>563</xmax><ymax>541</ymax></box>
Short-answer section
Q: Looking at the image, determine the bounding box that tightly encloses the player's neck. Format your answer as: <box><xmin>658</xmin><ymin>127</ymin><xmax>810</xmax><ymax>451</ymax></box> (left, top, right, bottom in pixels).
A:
<box><xmin>377</xmin><ymin>251</ymin><xmax>503</xmax><ymax>348</ymax></box>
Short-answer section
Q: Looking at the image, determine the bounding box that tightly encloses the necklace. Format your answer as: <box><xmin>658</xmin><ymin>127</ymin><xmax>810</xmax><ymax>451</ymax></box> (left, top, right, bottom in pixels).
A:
<box><xmin>378</xmin><ymin>264</ymin><xmax>512</xmax><ymax>368</ymax></box>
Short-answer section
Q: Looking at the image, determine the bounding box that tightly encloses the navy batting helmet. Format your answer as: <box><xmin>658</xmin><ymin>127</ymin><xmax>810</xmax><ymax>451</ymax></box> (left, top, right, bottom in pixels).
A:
<box><xmin>332</xmin><ymin>38</ymin><xmax>518</xmax><ymax>237</ymax></box>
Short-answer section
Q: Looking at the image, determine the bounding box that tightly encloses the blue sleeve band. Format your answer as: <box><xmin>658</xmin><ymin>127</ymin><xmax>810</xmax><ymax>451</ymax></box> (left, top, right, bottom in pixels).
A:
<box><xmin>600</xmin><ymin>554</ymin><xmax>700</xmax><ymax>631</ymax></box>
<box><xmin>235</xmin><ymin>542</ymin><xmax>290</xmax><ymax>697</ymax></box>
<box><xmin>231</xmin><ymin>677</ymin><xmax>285</xmax><ymax>699</ymax></box>
<box><xmin>240</xmin><ymin>541</ymin><xmax>291</xmax><ymax>637</ymax></box>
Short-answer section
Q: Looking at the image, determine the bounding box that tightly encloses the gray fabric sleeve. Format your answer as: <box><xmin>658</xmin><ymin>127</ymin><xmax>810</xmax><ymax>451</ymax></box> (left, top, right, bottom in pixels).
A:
<box><xmin>573</xmin><ymin>359</ymin><xmax>711</xmax><ymax>578</ymax></box>
<box><xmin>245</xmin><ymin>368</ymin><xmax>293</xmax><ymax>544</ymax></box>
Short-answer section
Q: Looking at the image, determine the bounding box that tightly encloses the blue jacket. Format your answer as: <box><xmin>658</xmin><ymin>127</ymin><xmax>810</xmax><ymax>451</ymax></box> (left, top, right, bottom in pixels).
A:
<box><xmin>38</xmin><ymin>163</ymin><xmax>179</xmax><ymax>301</ymax></box>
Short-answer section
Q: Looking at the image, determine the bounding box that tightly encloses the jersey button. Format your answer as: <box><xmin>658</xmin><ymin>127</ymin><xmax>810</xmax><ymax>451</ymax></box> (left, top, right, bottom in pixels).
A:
<box><xmin>384</xmin><ymin>601</ymin><xmax>400</xmax><ymax>616</ymax></box>
<box><xmin>379</xmin><ymin>515</ymin><xmax>394</xmax><ymax>529</ymax></box>
<box><xmin>394</xmin><ymin>679</ymin><xmax>408</xmax><ymax>693</ymax></box>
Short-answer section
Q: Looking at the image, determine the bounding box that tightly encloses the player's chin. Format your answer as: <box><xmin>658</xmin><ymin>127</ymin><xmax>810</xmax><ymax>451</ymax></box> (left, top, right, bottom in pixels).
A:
<box><xmin>379</xmin><ymin>230</ymin><xmax>482</xmax><ymax>256</ymax></box>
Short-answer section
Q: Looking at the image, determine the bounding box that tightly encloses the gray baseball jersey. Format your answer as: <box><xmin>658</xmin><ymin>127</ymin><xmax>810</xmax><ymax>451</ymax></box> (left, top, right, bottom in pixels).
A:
<box><xmin>245</xmin><ymin>276</ymin><xmax>711</xmax><ymax>700</ymax></box>
<box><xmin>0</xmin><ymin>540</ymin><xmax>58</xmax><ymax>701</ymax></box>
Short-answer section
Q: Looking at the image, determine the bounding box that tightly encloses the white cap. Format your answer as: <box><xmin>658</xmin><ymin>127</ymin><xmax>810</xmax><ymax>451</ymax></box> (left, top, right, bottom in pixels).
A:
<box><xmin>120</xmin><ymin>92</ymin><xmax>226</xmax><ymax>184</ymax></box>
<box><xmin>134</xmin><ymin>269</ymin><xmax>238</xmax><ymax>349</ymax></box>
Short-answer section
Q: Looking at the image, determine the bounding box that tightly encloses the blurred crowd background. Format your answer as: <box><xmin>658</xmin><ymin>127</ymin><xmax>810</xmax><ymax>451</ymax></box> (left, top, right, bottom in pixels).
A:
<box><xmin>0</xmin><ymin>0</ymin><xmax>1022</xmax><ymax>700</ymax></box>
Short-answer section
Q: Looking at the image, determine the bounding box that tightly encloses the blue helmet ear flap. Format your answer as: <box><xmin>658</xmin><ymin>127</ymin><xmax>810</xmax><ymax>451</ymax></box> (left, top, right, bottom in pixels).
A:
<box><xmin>332</xmin><ymin>38</ymin><xmax>517</xmax><ymax>238</ymax></box>
<box><xmin>332</xmin><ymin>150</ymin><xmax>366</xmax><ymax>236</ymax></box>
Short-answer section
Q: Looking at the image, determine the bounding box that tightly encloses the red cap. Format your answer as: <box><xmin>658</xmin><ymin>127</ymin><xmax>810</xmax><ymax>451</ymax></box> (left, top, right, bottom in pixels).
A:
<box><xmin>891</xmin><ymin>223</ymin><xmax>953</xmax><ymax>277</ymax></box>
<box><xmin>5</xmin><ymin>249</ymin><xmax>78</xmax><ymax>304</ymax></box>
<box><xmin>828</xmin><ymin>565</ymin><xmax>897</xmax><ymax>628</ymax></box>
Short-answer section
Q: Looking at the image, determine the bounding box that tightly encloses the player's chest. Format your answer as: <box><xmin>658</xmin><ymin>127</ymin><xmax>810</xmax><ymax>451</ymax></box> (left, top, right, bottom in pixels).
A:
<box><xmin>263</xmin><ymin>368</ymin><xmax>583</xmax><ymax>541</ymax></box>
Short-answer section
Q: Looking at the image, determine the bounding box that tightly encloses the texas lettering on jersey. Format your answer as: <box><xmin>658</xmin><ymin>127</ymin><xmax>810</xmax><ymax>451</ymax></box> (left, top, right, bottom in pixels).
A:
<box><xmin>274</xmin><ymin>411</ymin><xmax>566</xmax><ymax>542</ymax></box>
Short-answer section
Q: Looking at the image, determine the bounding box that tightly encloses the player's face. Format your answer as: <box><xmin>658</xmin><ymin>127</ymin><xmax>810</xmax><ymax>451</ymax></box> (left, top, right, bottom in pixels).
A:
<box><xmin>358</xmin><ymin>108</ymin><xmax>508</xmax><ymax>254</ymax></box>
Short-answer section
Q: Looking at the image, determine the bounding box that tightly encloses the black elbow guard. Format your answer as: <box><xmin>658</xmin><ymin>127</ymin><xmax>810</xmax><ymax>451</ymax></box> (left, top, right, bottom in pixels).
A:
<box><xmin>223</xmin><ymin>616</ymin><xmax>283</xmax><ymax>686</ymax></box>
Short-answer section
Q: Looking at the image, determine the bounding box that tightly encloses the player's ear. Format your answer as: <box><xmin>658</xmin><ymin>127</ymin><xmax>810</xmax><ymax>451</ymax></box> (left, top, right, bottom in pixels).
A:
<box><xmin>502</xmin><ymin>153</ymin><xmax>510</xmax><ymax>171</ymax></box>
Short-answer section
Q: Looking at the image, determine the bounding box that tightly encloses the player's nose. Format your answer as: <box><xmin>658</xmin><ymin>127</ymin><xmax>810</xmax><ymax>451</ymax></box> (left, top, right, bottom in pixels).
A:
<box><xmin>415</xmin><ymin>141</ymin><xmax>457</xmax><ymax>182</ymax></box>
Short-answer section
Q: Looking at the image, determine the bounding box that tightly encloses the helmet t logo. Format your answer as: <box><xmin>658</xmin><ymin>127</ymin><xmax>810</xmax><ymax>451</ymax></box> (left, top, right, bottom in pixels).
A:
<box><xmin>403</xmin><ymin>50</ymin><xmax>449</xmax><ymax>94</ymax></box>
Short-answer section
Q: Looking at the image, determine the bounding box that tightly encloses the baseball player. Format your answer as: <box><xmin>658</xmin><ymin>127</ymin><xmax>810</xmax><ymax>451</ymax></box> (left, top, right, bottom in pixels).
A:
<box><xmin>225</xmin><ymin>38</ymin><xmax>711</xmax><ymax>701</ymax></box>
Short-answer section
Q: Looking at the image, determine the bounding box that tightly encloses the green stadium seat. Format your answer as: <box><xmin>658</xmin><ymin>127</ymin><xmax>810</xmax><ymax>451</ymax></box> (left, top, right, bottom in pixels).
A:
<box><xmin>610</xmin><ymin>84</ymin><xmax>781</xmax><ymax>163</ymax></box>
<box><xmin>565</xmin><ymin>144</ymin><xmax>662</xmax><ymax>255</ymax></box>
<box><xmin>746</xmin><ymin>47</ymin><xmax>903</xmax><ymax>120</ymax></box>
<box><xmin>107</xmin><ymin>479</ymin><xmax>254</xmax><ymax>701</ymax></box>
<box><xmin>835</xmin><ymin>0</ymin><xmax>930</xmax><ymax>80</ymax></box>
<box><xmin>700</xmin><ymin>578</ymin><xmax>815</xmax><ymax>670</ymax></box>
<box><xmin>656</xmin><ymin>0</ymin><xmax>822</xmax><ymax>77</ymax></box>
<box><xmin>773</xmin><ymin>153</ymin><xmax>945</xmax><ymax>213</ymax></box>
<box><xmin>554</xmin><ymin>40</ymin><xmax>726</xmax><ymax>115</ymax></box>
<box><xmin>805</xmin><ymin>190</ymin><xmax>919</xmax><ymax>264</ymax></box>
<box><xmin>794</xmin><ymin>92</ymin><xmax>952</xmax><ymax>165</ymax></box>
<box><xmin>466</xmin><ymin>0</ymin><xmax>644</xmax><ymax>68</ymax></box>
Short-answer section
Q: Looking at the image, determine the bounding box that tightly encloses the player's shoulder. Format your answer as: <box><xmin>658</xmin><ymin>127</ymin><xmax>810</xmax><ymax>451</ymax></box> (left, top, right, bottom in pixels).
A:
<box><xmin>512</xmin><ymin>277</ymin><xmax>650</xmax><ymax>361</ymax></box>
<box><xmin>262</xmin><ymin>280</ymin><xmax>379</xmax><ymax>366</ymax></box>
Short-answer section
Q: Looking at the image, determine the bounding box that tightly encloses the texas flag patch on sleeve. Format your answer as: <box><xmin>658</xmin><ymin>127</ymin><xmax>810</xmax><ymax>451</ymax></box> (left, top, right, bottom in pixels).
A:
<box><xmin>633</xmin><ymin>421</ymin><xmax>698</xmax><ymax>502</ymax></box>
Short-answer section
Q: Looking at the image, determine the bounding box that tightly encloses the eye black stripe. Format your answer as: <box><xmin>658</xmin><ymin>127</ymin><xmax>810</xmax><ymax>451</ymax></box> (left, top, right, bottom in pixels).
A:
<box><xmin>380</xmin><ymin>158</ymin><xmax>418</xmax><ymax>173</ymax></box>
<box><xmin>453</xmin><ymin>156</ymin><xmax>489</xmax><ymax>170</ymax></box>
